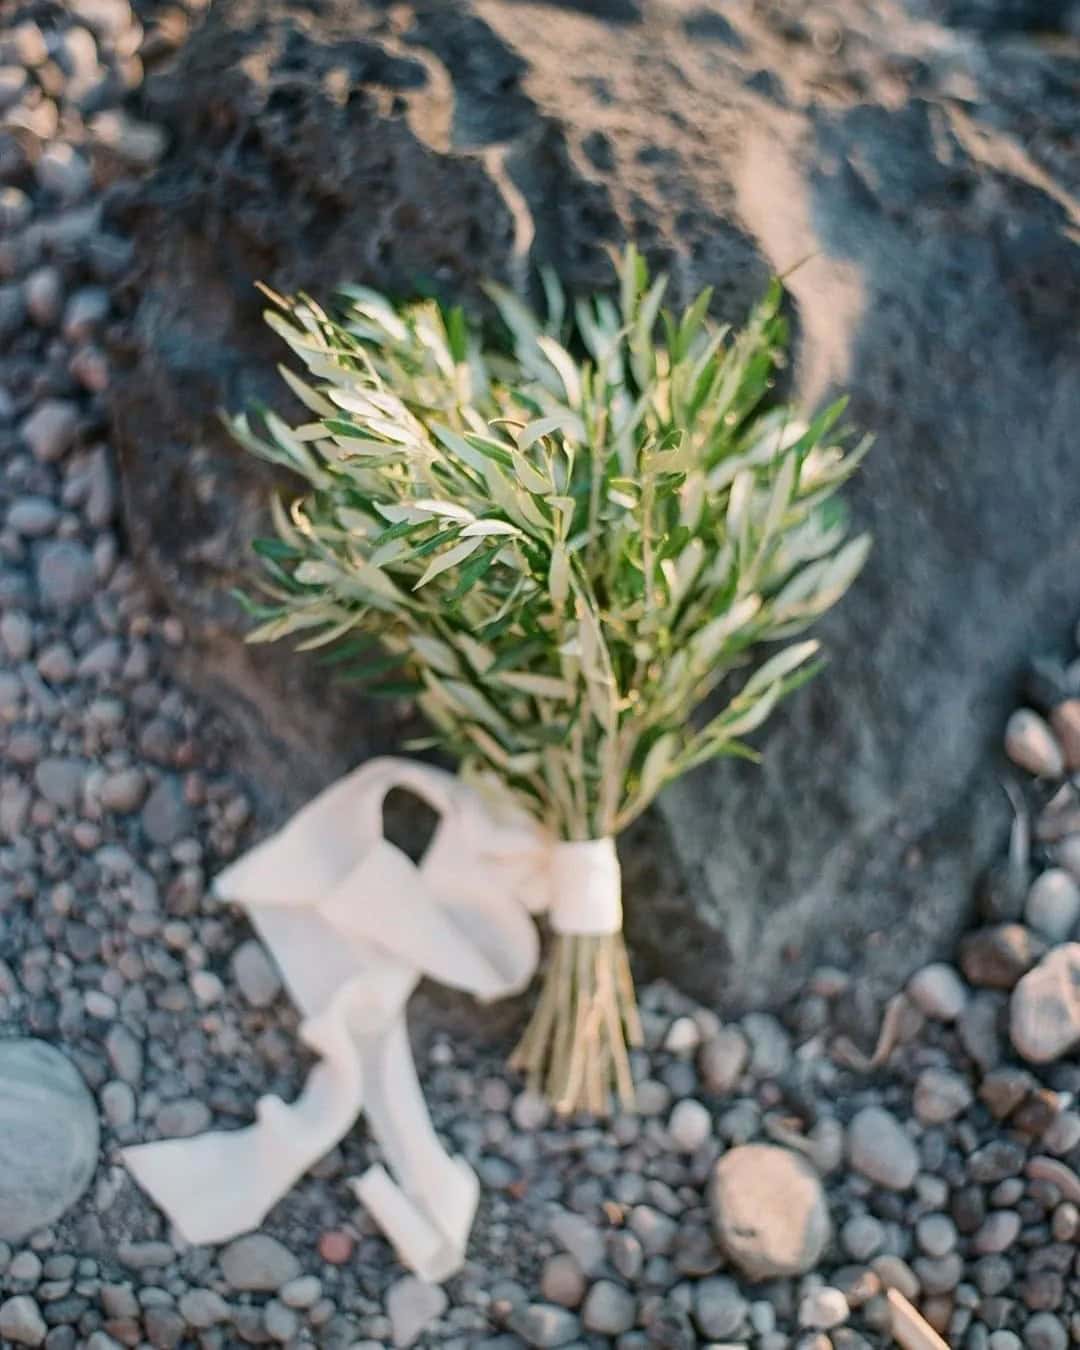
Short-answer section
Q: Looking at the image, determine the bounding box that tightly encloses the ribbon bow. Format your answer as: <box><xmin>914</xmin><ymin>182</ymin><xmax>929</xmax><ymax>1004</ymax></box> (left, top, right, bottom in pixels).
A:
<box><xmin>122</xmin><ymin>758</ymin><xmax>621</xmax><ymax>1282</ymax></box>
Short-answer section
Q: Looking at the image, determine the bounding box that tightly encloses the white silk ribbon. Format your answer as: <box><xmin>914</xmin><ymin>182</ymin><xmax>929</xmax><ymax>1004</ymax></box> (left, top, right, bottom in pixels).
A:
<box><xmin>121</xmin><ymin>757</ymin><xmax>621</xmax><ymax>1282</ymax></box>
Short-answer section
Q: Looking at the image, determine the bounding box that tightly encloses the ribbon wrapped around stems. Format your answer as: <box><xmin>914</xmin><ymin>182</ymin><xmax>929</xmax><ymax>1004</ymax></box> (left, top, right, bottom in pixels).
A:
<box><xmin>121</xmin><ymin>758</ymin><xmax>621</xmax><ymax>1282</ymax></box>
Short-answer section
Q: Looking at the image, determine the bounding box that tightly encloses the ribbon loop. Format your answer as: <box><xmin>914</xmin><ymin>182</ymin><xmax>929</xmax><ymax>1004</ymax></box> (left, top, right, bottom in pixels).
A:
<box><xmin>122</xmin><ymin>758</ymin><xmax>623</xmax><ymax>1281</ymax></box>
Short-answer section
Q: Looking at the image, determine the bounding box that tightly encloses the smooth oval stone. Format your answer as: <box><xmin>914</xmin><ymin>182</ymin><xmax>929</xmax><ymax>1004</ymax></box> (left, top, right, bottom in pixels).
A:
<box><xmin>0</xmin><ymin>1039</ymin><xmax>99</xmax><ymax>1240</ymax></box>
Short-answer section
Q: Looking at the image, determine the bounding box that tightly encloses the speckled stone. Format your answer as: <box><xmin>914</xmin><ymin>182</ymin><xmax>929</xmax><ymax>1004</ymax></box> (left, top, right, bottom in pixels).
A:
<box><xmin>0</xmin><ymin>1039</ymin><xmax>99</xmax><ymax>1241</ymax></box>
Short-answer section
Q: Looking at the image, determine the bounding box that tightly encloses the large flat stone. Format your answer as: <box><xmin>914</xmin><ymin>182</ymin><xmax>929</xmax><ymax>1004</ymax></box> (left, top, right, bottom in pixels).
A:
<box><xmin>0</xmin><ymin>1039</ymin><xmax>99</xmax><ymax>1240</ymax></box>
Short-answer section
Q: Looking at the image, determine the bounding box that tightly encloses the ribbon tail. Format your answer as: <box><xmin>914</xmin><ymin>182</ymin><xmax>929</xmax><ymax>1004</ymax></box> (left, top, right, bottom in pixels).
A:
<box><xmin>123</xmin><ymin>988</ymin><xmax>369</xmax><ymax>1246</ymax></box>
<box><xmin>352</xmin><ymin>1015</ymin><xmax>478</xmax><ymax>1283</ymax></box>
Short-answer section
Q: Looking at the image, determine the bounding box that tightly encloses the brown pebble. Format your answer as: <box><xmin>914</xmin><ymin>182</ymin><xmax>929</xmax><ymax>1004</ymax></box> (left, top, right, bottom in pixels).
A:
<box><xmin>317</xmin><ymin>1230</ymin><xmax>353</xmax><ymax>1264</ymax></box>
<box><xmin>1027</xmin><ymin>1156</ymin><xmax>1080</xmax><ymax>1205</ymax></box>
<box><xmin>1051</xmin><ymin>700</ymin><xmax>1080</xmax><ymax>772</ymax></box>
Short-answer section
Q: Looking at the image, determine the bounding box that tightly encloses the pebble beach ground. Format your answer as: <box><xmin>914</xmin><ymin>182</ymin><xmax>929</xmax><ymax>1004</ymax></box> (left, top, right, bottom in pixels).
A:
<box><xmin>6</xmin><ymin>3</ymin><xmax>1080</xmax><ymax>1348</ymax></box>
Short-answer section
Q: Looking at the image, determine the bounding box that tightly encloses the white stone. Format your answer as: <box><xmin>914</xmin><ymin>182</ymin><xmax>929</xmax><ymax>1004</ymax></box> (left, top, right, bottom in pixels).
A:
<box><xmin>668</xmin><ymin>1098</ymin><xmax>712</xmax><ymax>1153</ymax></box>
<box><xmin>1005</xmin><ymin>709</ymin><xmax>1064</xmax><ymax>778</ymax></box>
<box><xmin>1010</xmin><ymin>944</ymin><xmax>1080</xmax><ymax>1064</ymax></box>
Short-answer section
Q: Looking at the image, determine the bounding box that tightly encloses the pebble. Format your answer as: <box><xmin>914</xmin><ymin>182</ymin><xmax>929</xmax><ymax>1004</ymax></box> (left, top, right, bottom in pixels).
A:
<box><xmin>846</xmin><ymin>1107</ymin><xmax>919</xmax><ymax>1191</ymax></box>
<box><xmin>25</xmin><ymin>268</ymin><xmax>63</xmax><ymax>327</ymax></box>
<box><xmin>104</xmin><ymin>1021</ymin><xmax>143</xmax><ymax>1083</ymax></box>
<box><xmin>1010</xmin><ymin>944</ymin><xmax>1080</xmax><ymax>1063</ymax></box>
<box><xmin>581</xmin><ymin>1280</ymin><xmax>635</xmax><ymax>1335</ymax></box>
<box><xmin>709</xmin><ymin>1144</ymin><xmax>831</xmax><ymax>1279</ymax></box>
<box><xmin>231</xmin><ymin>938</ymin><xmax>282</xmax><ymax>1008</ymax></box>
<box><xmin>280</xmin><ymin>1275</ymin><xmax>321</xmax><ymax>1308</ymax></box>
<box><xmin>317</xmin><ymin>1230</ymin><xmax>353</xmax><ymax>1264</ymax></box>
<box><xmin>1</xmin><ymin>610</ymin><xmax>33</xmax><ymax>661</ymax></box>
<box><xmin>914</xmin><ymin>1066</ymin><xmax>974</xmax><ymax>1124</ymax></box>
<box><xmin>667</xmin><ymin>1098</ymin><xmax>711</xmax><ymax>1152</ymax></box>
<box><xmin>959</xmin><ymin>923</ymin><xmax>1042</xmax><ymax>990</ymax></box>
<box><xmin>916</xmin><ymin>1213</ymin><xmax>957</xmax><ymax>1257</ymax></box>
<box><xmin>907</xmin><ymin>962</ymin><xmax>969</xmax><ymax>1020</ymax></box>
<box><xmin>140</xmin><ymin>776</ymin><xmax>193</xmax><ymax>846</ymax></box>
<box><xmin>742</xmin><ymin>1012</ymin><xmax>791</xmax><ymax>1076</ymax></box>
<box><xmin>799</xmin><ymin>1287</ymin><xmax>849</xmax><ymax>1330</ymax></box>
<box><xmin>549</xmin><ymin>1211</ymin><xmax>604</xmax><ymax>1276</ymax></box>
<box><xmin>35</xmin><ymin>144</ymin><xmax>92</xmax><ymax>201</ymax></box>
<box><xmin>220</xmin><ymin>1234</ymin><xmax>300</xmax><ymax>1292</ymax></box>
<box><xmin>21</xmin><ymin>402</ymin><xmax>78</xmax><ymax>464</ymax></box>
<box><xmin>99</xmin><ymin>768</ymin><xmax>147</xmax><ymax>813</ymax></box>
<box><xmin>1025</xmin><ymin>1312</ymin><xmax>1068</xmax><ymax>1350</ymax></box>
<box><xmin>178</xmin><ymin>1289</ymin><xmax>229</xmax><ymax>1328</ymax></box>
<box><xmin>0</xmin><ymin>1295</ymin><xmax>47</xmax><ymax>1346</ymax></box>
<box><xmin>540</xmin><ymin>1255</ymin><xmax>585</xmax><ymax>1308</ymax></box>
<box><xmin>841</xmin><ymin>1214</ymin><xmax>885</xmax><ymax>1261</ymax></box>
<box><xmin>693</xmin><ymin>1276</ymin><xmax>747</xmax><ymax>1339</ymax></box>
<box><xmin>62</xmin><ymin>287</ymin><xmax>110</xmax><ymax>343</ymax></box>
<box><xmin>1006</xmin><ymin>709</ymin><xmax>1065</xmax><ymax>778</ymax></box>
<box><xmin>386</xmin><ymin>1275</ymin><xmax>447</xmax><ymax>1348</ymax></box>
<box><xmin>1025</xmin><ymin>870</ymin><xmax>1080</xmax><ymax>943</ymax></box>
<box><xmin>508</xmin><ymin>1303</ymin><xmax>581</xmax><ymax>1347</ymax></box>
<box><xmin>698</xmin><ymin>1026</ymin><xmax>748</xmax><ymax>1092</ymax></box>
<box><xmin>0</xmin><ymin>1040</ymin><xmax>99</xmax><ymax>1241</ymax></box>
<box><xmin>973</xmin><ymin>1210</ymin><xmax>1020</xmax><ymax>1254</ymax></box>
<box><xmin>8</xmin><ymin>498</ymin><xmax>60</xmax><ymax>538</ymax></box>
<box><xmin>35</xmin><ymin>540</ymin><xmax>95</xmax><ymax>610</ymax></box>
<box><xmin>154</xmin><ymin>1097</ymin><xmax>210</xmax><ymax>1138</ymax></box>
<box><xmin>1049</xmin><ymin>700</ymin><xmax>1080</xmax><ymax>771</ymax></box>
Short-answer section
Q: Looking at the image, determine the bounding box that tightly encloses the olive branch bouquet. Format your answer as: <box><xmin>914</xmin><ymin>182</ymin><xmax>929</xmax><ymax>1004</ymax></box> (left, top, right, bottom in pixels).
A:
<box><xmin>230</xmin><ymin>248</ymin><xmax>871</xmax><ymax>1115</ymax></box>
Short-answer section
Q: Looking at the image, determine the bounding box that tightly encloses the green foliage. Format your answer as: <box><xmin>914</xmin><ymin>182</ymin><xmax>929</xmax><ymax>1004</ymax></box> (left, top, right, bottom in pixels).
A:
<box><xmin>233</xmin><ymin>250</ymin><xmax>871</xmax><ymax>841</ymax></box>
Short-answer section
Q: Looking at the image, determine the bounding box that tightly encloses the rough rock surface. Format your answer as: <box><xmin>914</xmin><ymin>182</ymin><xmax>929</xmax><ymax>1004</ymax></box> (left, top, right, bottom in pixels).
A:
<box><xmin>0</xmin><ymin>1039</ymin><xmax>100</xmax><ymax>1241</ymax></box>
<box><xmin>107</xmin><ymin>0</ymin><xmax>1080</xmax><ymax>1004</ymax></box>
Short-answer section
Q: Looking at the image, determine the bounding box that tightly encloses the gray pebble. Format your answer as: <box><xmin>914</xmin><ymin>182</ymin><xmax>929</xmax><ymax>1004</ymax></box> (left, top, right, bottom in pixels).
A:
<box><xmin>540</xmin><ymin>1254</ymin><xmax>585</xmax><ymax>1308</ymax></box>
<box><xmin>974</xmin><ymin>1210</ymin><xmax>1020</xmax><ymax>1254</ymax></box>
<box><xmin>220</xmin><ymin>1234</ymin><xmax>299</xmax><ymax>1292</ymax></box>
<box><xmin>21</xmin><ymin>402</ymin><xmax>78</xmax><ymax>464</ymax></box>
<box><xmin>104</xmin><ymin>1024</ymin><xmax>142</xmax><ymax>1085</ymax></box>
<box><xmin>154</xmin><ymin>1098</ymin><xmax>210</xmax><ymax>1138</ymax></box>
<box><xmin>24</xmin><ymin>268</ymin><xmax>63</xmax><ymax>328</ymax></box>
<box><xmin>1024</xmin><ymin>1312</ymin><xmax>1068</xmax><ymax>1350</ymax></box>
<box><xmin>8</xmin><ymin>499</ymin><xmax>60</xmax><ymax>538</ymax></box>
<box><xmin>34</xmin><ymin>758</ymin><xmax>86</xmax><ymax>810</ymax></box>
<box><xmin>841</xmin><ymin>1214</ymin><xmax>885</xmax><ymax>1262</ymax></box>
<box><xmin>847</xmin><ymin>1107</ymin><xmax>919</xmax><ymax>1191</ymax></box>
<box><xmin>667</xmin><ymin>1098</ymin><xmax>711</xmax><ymax>1153</ymax></box>
<box><xmin>741</xmin><ymin>1012</ymin><xmax>791</xmax><ymax>1077</ymax></box>
<box><xmin>62</xmin><ymin>288</ymin><xmax>110</xmax><ymax>343</ymax></box>
<box><xmin>698</xmin><ymin>1026</ymin><xmax>749</xmax><ymax>1092</ymax></box>
<box><xmin>914</xmin><ymin>1067</ymin><xmax>973</xmax><ymax>1124</ymax></box>
<box><xmin>231</xmin><ymin>939</ymin><xmax>282</xmax><ymax>1009</ymax></box>
<box><xmin>35</xmin><ymin>144</ymin><xmax>92</xmax><ymax>201</ymax></box>
<box><xmin>549</xmin><ymin>1211</ymin><xmax>604</xmax><ymax>1275</ymax></box>
<box><xmin>508</xmin><ymin>1303</ymin><xmax>580</xmax><ymax>1348</ymax></box>
<box><xmin>177</xmin><ymin>1288</ymin><xmax>229</xmax><ymax>1328</ymax></box>
<box><xmin>100</xmin><ymin>1080</ymin><xmax>135</xmax><ymax>1128</ymax></box>
<box><xmin>916</xmin><ymin>1213</ymin><xmax>957</xmax><ymax>1257</ymax></box>
<box><xmin>582</xmin><ymin>1281</ymin><xmax>635</xmax><ymax>1336</ymax></box>
<box><xmin>140</xmin><ymin>776</ymin><xmax>193</xmax><ymax>846</ymax></box>
<box><xmin>263</xmin><ymin>1298</ymin><xmax>299</xmax><ymax>1343</ymax></box>
<box><xmin>1</xmin><ymin>611</ymin><xmax>33</xmax><ymax>662</ymax></box>
<box><xmin>35</xmin><ymin>540</ymin><xmax>94</xmax><ymax>610</ymax></box>
<box><xmin>693</xmin><ymin>1275</ymin><xmax>747</xmax><ymax>1339</ymax></box>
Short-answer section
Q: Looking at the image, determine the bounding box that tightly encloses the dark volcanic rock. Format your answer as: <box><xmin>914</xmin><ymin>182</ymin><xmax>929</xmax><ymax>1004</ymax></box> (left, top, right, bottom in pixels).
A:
<box><xmin>109</xmin><ymin>0</ymin><xmax>1080</xmax><ymax>1005</ymax></box>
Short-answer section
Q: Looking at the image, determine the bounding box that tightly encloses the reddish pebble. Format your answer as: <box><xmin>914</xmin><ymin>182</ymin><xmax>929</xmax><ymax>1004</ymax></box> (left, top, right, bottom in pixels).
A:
<box><xmin>318</xmin><ymin>1230</ymin><xmax>354</xmax><ymax>1264</ymax></box>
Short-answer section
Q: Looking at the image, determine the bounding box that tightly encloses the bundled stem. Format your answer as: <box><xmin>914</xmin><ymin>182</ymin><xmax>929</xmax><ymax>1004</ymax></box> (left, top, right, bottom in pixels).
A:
<box><xmin>509</xmin><ymin>932</ymin><xmax>643</xmax><ymax>1114</ymax></box>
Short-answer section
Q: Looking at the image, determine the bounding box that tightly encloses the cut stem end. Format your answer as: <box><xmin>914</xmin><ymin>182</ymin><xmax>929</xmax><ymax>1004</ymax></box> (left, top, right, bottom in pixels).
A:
<box><xmin>509</xmin><ymin>931</ymin><xmax>642</xmax><ymax>1115</ymax></box>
